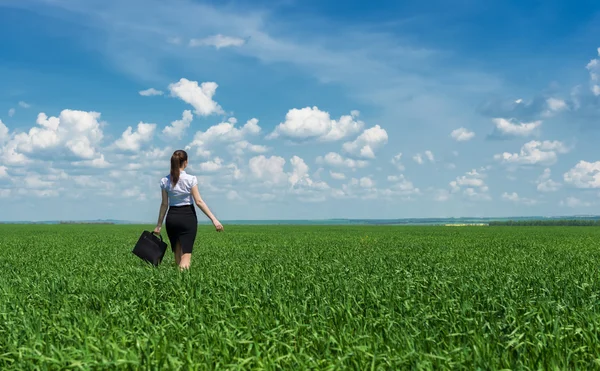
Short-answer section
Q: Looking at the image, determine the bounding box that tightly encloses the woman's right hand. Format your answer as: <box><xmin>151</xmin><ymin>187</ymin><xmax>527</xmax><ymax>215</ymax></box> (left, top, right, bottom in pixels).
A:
<box><xmin>213</xmin><ymin>220</ymin><xmax>224</xmax><ymax>232</ymax></box>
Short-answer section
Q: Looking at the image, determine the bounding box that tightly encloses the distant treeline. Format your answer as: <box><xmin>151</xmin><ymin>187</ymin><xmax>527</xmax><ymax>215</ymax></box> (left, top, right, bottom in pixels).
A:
<box><xmin>489</xmin><ymin>219</ymin><xmax>600</xmax><ymax>226</ymax></box>
<box><xmin>58</xmin><ymin>221</ymin><xmax>115</xmax><ymax>225</ymax></box>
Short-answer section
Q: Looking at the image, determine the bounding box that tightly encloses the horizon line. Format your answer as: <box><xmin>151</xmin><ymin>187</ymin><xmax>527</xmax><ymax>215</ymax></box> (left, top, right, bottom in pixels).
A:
<box><xmin>2</xmin><ymin>214</ymin><xmax>600</xmax><ymax>224</ymax></box>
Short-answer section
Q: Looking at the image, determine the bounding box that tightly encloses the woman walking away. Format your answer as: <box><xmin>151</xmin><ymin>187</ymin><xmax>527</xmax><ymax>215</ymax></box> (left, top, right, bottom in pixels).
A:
<box><xmin>154</xmin><ymin>150</ymin><xmax>223</xmax><ymax>270</ymax></box>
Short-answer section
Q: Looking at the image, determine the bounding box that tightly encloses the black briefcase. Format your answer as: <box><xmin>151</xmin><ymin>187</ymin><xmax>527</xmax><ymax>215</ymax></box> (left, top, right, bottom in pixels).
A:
<box><xmin>132</xmin><ymin>231</ymin><xmax>168</xmax><ymax>266</ymax></box>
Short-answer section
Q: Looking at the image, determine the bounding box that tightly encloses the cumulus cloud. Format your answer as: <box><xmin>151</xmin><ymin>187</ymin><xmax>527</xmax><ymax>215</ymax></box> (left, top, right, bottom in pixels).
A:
<box><xmin>449</xmin><ymin>168</ymin><xmax>491</xmax><ymax>201</ymax></box>
<box><xmin>329</xmin><ymin>171</ymin><xmax>346</xmax><ymax>180</ymax></box>
<box><xmin>450</xmin><ymin>127</ymin><xmax>475</xmax><ymax>141</ymax></box>
<box><xmin>359</xmin><ymin>176</ymin><xmax>374</xmax><ymax>188</ymax></box>
<box><xmin>413</xmin><ymin>150</ymin><xmax>434</xmax><ymax>164</ymax></box>
<box><xmin>0</xmin><ymin>120</ymin><xmax>8</xmax><ymax>143</ymax></box>
<box><xmin>488</xmin><ymin>118</ymin><xmax>541</xmax><ymax>139</ymax></box>
<box><xmin>248</xmin><ymin>155</ymin><xmax>288</xmax><ymax>186</ymax></box>
<box><xmin>387</xmin><ymin>174</ymin><xmax>420</xmax><ymax>195</ymax></box>
<box><xmin>114</xmin><ymin>122</ymin><xmax>156</xmax><ymax>152</ymax></box>
<box><xmin>536</xmin><ymin>168</ymin><xmax>561</xmax><ymax>192</ymax></box>
<box><xmin>227</xmin><ymin>140</ymin><xmax>269</xmax><ymax>157</ymax></box>
<box><xmin>540</xmin><ymin>97</ymin><xmax>569</xmax><ymax>118</ymax></box>
<box><xmin>586</xmin><ymin>48</ymin><xmax>600</xmax><ymax>96</ymax></box>
<box><xmin>288</xmin><ymin>156</ymin><xmax>329</xmax><ymax>191</ymax></box>
<box><xmin>226</xmin><ymin>190</ymin><xmax>241</xmax><ymax>200</ymax></box>
<box><xmin>267</xmin><ymin>107</ymin><xmax>364</xmax><ymax>142</ymax></box>
<box><xmin>433</xmin><ymin>189</ymin><xmax>450</xmax><ymax>202</ymax></box>
<box><xmin>546</xmin><ymin>97</ymin><xmax>568</xmax><ymax>112</ymax></box>
<box><xmin>335</xmin><ymin>173</ymin><xmax>418</xmax><ymax>201</ymax></box>
<box><xmin>560</xmin><ymin>196</ymin><xmax>593</xmax><ymax>208</ymax></box>
<box><xmin>189</xmin><ymin>34</ymin><xmax>246</xmax><ymax>49</ymax></box>
<box><xmin>2</xmin><ymin>109</ymin><xmax>105</xmax><ymax>164</ymax></box>
<box><xmin>186</xmin><ymin>117</ymin><xmax>261</xmax><ymax>157</ymax></box>
<box><xmin>494</xmin><ymin>140</ymin><xmax>570</xmax><ymax>166</ymax></box>
<box><xmin>168</xmin><ymin>78</ymin><xmax>224</xmax><ymax>116</ymax></box>
<box><xmin>390</xmin><ymin>153</ymin><xmax>404</xmax><ymax>170</ymax></box>
<box><xmin>163</xmin><ymin>110</ymin><xmax>193</xmax><ymax>139</ymax></box>
<box><xmin>342</xmin><ymin>125</ymin><xmax>388</xmax><ymax>159</ymax></box>
<box><xmin>198</xmin><ymin>157</ymin><xmax>224</xmax><ymax>173</ymax></box>
<box><xmin>139</xmin><ymin>88</ymin><xmax>164</xmax><ymax>96</ymax></box>
<box><xmin>563</xmin><ymin>160</ymin><xmax>600</xmax><ymax>188</ymax></box>
<box><xmin>315</xmin><ymin>152</ymin><xmax>368</xmax><ymax>169</ymax></box>
<box><xmin>501</xmin><ymin>192</ymin><xmax>537</xmax><ymax>205</ymax></box>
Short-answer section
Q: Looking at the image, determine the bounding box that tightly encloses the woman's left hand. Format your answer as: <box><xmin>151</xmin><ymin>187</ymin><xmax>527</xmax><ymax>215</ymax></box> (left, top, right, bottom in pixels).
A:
<box><xmin>153</xmin><ymin>226</ymin><xmax>161</xmax><ymax>234</ymax></box>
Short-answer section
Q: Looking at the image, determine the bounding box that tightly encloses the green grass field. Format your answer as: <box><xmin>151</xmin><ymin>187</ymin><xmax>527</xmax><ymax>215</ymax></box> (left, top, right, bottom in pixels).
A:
<box><xmin>2</xmin><ymin>224</ymin><xmax>600</xmax><ymax>369</ymax></box>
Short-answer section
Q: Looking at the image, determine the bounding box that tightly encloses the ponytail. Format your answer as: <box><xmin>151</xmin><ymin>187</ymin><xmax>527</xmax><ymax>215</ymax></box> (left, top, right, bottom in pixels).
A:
<box><xmin>170</xmin><ymin>150</ymin><xmax>188</xmax><ymax>187</ymax></box>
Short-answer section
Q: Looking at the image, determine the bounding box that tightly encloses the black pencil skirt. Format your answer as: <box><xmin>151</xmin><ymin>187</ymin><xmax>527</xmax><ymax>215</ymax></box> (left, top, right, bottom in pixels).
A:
<box><xmin>165</xmin><ymin>204</ymin><xmax>198</xmax><ymax>254</ymax></box>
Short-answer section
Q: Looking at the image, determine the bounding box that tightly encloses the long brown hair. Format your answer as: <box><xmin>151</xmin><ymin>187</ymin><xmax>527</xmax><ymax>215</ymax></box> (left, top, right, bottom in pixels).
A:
<box><xmin>170</xmin><ymin>150</ymin><xmax>188</xmax><ymax>187</ymax></box>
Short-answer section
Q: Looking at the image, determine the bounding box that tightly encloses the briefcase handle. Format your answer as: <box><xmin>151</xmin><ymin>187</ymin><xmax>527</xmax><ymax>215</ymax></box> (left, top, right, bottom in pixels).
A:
<box><xmin>151</xmin><ymin>231</ymin><xmax>164</xmax><ymax>242</ymax></box>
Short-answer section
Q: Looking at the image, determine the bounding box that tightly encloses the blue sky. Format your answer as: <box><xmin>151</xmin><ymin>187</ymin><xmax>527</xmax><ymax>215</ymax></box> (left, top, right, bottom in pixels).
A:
<box><xmin>1</xmin><ymin>0</ymin><xmax>600</xmax><ymax>222</ymax></box>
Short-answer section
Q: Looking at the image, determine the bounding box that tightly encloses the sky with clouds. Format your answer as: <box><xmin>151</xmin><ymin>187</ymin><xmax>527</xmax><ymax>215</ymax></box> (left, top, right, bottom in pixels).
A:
<box><xmin>1</xmin><ymin>0</ymin><xmax>600</xmax><ymax>222</ymax></box>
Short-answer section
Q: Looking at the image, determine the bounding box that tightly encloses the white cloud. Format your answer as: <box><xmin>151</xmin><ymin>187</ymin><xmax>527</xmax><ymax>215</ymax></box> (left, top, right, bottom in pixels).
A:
<box><xmin>491</xmin><ymin>118</ymin><xmax>541</xmax><ymax>137</ymax></box>
<box><xmin>329</xmin><ymin>171</ymin><xmax>345</xmax><ymax>180</ymax></box>
<box><xmin>139</xmin><ymin>88</ymin><xmax>164</xmax><ymax>96</ymax></box>
<box><xmin>501</xmin><ymin>192</ymin><xmax>537</xmax><ymax>205</ymax></box>
<box><xmin>0</xmin><ymin>166</ymin><xmax>7</xmax><ymax>178</ymax></box>
<box><xmin>560</xmin><ymin>196</ymin><xmax>593</xmax><ymax>208</ymax></box>
<box><xmin>286</xmin><ymin>156</ymin><xmax>330</xmax><ymax>199</ymax></box>
<box><xmin>450</xmin><ymin>127</ymin><xmax>475</xmax><ymax>141</ymax></box>
<box><xmin>22</xmin><ymin>174</ymin><xmax>55</xmax><ymax>190</ymax></box>
<box><xmin>8</xmin><ymin>108</ymin><xmax>15</xmax><ymax>117</ymax></box>
<box><xmin>186</xmin><ymin>117</ymin><xmax>261</xmax><ymax>157</ymax></box>
<box><xmin>248</xmin><ymin>155</ymin><xmax>288</xmax><ymax>186</ymax></box>
<box><xmin>342</xmin><ymin>125</ymin><xmax>388</xmax><ymax>159</ymax></box>
<box><xmin>18</xmin><ymin>101</ymin><xmax>31</xmax><ymax>109</ymax></box>
<box><xmin>226</xmin><ymin>190</ymin><xmax>241</xmax><ymax>200</ymax></box>
<box><xmin>387</xmin><ymin>174</ymin><xmax>419</xmax><ymax>195</ymax></box>
<box><xmin>163</xmin><ymin>110</ymin><xmax>193</xmax><ymax>139</ymax></box>
<box><xmin>390</xmin><ymin>153</ymin><xmax>404</xmax><ymax>170</ymax></box>
<box><xmin>168</xmin><ymin>78</ymin><xmax>224</xmax><ymax>116</ymax></box>
<box><xmin>359</xmin><ymin>176</ymin><xmax>374</xmax><ymax>188</ymax></box>
<box><xmin>494</xmin><ymin>140</ymin><xmax>570</xmax><ymax>166</ymax></box>
<box><xmin>315</xmin><ymin>152</ymin><xmax>368</xmax><ymax>169</ymax></box>
<box><xmin>536</xmin><ymin>168</ymin><xmax>561</xmax><ymax>192</ymax></box>
<box><xmin>72</xmin><ymin>154</ymin><xmax>111</xmax><ymax>168</ymax></box>
<box><xmin>449</xmin><ymin>169</ymin><xmax>491</xmax><ymax>201</ymax></box>
<box><xmin>0</xmin><ymin>120</ymin><xmax>8</xmax><ymax>143</ymax></box>
<box><xmin>586</xmin><ymin>48</ymin><xmax>600</xmax><ymax>96</ymax></box>
<box><xmin>336</xmin><ymin>173</ymin><xmax>419</xmax><ymax>201</ymax></box>
<box><xmin>563</xmin><ymin>160</ymin><xmax>600</xmax><ymax>188</ymax></box>
<box><xmin>288</xmin><ymin>156</ymin><xmax>309</xmax><ymax>187</ymax></box>
<box><xmin>413</xmin><ymin>150</ymin><xmax>434</xmax><ymax>164</ymax></box>
<box><xmin>4</xmin><ymin>109</ymin><xmax>105</xmax><ymax>162</ymax></box>
<box><xmin>198</xmin><ymin>157</ymin><xmax>224</xmax><ymax>173</ymax></box>
<box><xmin>227</xmin><ymin>140</ymin><xmax>268</xmax><ymax>157</ymax></box>
<box><xmin>189</xmin><ymin>34</ymin><xmax>246</xmax><ymax>49</ymax></box>
<box><xmin>433</xmin><ymin>189</ymin><xmax>450</xmax><ymax>202</ymax></box>
<box><xmin>546</xmin><ymin>97</ymin><xmax>568</xmax><ymax>112</ymax></box>
<box><xmin>540</xmin><ymin>97</ymin><xmax>569</xmax><ymax>118</ymax></box>
<box><xmin>267</xmin><ymin>106</ymin><xmax>364</xmax><ymax>142</ymax></box>
<box><xmin>114</xmin><ymin>122</ymin><xmax>156</xmax><ymax>152</ymax></box>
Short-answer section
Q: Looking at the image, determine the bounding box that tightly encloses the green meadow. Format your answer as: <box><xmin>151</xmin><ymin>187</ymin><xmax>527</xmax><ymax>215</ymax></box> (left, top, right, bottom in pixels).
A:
<box><xmin>2</xmin><ymin>224</ymin><xmax>600</xmax><ymax>369</ymax></box>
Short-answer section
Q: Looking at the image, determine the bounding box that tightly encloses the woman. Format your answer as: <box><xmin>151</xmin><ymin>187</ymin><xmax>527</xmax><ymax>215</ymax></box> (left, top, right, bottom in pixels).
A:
<box><xmin>153</xmin><ymin>149</ymin><xmax>223</xmax><ymax>269</ymax></box>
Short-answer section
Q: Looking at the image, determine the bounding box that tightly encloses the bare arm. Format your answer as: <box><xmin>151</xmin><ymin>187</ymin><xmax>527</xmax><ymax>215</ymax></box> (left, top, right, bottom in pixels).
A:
<box><xmin>154</xmin><ymin>189</ymin><xmax>169</xmax><ymax>232</ymax></box>
<box><xmin>191</xmin><ymin>185</ymin><xmax>223</xmax><ymax>231</ymax></box>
